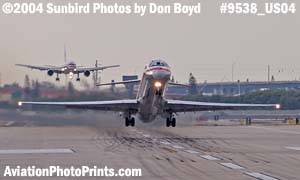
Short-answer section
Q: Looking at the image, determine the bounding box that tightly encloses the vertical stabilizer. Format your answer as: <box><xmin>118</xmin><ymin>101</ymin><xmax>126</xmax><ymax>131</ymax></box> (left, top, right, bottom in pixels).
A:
<box><xmin>64</xmin><ymin>44</ymin><xmax>67</xmax><ymax>63</ymax></box>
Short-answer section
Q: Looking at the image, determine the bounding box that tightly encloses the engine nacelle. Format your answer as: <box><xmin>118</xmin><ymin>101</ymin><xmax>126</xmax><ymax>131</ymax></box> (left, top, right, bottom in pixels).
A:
<box><xmin>84</xmin><ymin>71</ymin><xmax>91</xmax><ymax>77</ymax></box>
<box><xmin>47</xmin><ymin>70</ymin><xmax>54</xmax><ymax>76</ymax></box>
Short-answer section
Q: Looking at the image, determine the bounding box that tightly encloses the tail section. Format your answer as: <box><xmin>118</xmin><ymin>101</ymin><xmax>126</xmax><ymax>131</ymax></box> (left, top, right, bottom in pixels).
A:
<box><xmin>64</xmin><ymin>44</ymin><xmax>67</xmax><ymax>63</ymax></box>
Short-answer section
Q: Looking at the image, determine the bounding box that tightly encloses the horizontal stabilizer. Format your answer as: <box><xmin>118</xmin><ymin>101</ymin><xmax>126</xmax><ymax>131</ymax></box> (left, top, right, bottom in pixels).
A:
<box><xmin>168</xmin><ymin>82</ymin><xmax>190</xmax><ymax>87</ymax></box>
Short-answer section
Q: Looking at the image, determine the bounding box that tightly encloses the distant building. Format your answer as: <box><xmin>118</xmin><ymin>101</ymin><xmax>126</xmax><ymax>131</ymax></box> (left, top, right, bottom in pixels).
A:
<box><xmin>39</xmin><ymin>88</ymin><xmax>68</xmax><ymax>98</ymax></box>
<box><xmin>0</xmin><ymin>87</ymin><xmax>22</xmax><ymax>104</ymax></box>
<box><xmin>166</xmin><ymin>80</ymin><xmax>300</xmax><ymax>97</ymax></box>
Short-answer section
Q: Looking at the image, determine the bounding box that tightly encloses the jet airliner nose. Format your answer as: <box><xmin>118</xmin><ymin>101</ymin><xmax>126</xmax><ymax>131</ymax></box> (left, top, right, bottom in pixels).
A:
<box><xmin>152</xmin><ymin>70</ymin><xmax>171</xmax><ymax>80</ymax></box>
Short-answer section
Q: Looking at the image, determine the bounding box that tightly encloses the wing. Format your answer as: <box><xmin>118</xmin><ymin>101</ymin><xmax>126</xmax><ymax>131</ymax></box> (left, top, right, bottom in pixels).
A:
<box><xmin>16</xmin><ymin>64</ymin><xmax>62</xmax><ymax>72</ymax></box>
<box><xmin>18</xmin><ymin>100</ymin><xmax>138</xmax><ymax>112</ymax></box>
<box><xmin>97</xmin><ymin>80</ymin><xmax>141</xmax><ymax>86</ymax></box>
<box><xmin>165</xmin><ymin>100</ymin><xmax>280</xmax><ymax>112</ymax></box>
<box><xmin>76</xmin><ymin>65</ymin><xmax>120</xmax><ymax>73</ymax></box>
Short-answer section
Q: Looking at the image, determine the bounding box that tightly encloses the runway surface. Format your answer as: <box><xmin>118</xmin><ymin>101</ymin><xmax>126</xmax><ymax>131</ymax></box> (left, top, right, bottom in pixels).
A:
<box><xmin>0</xmin><ymin>122</ymin><xmax>299</xmax><ymax>179</ymax></box>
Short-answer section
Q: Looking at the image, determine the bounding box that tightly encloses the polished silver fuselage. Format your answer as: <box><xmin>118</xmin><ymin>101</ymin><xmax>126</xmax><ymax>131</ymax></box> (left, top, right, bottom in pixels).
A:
<box><xmin>136</xmin><ymin>66</ymin><xmax>171</xmax><ymax>123</ymax></box>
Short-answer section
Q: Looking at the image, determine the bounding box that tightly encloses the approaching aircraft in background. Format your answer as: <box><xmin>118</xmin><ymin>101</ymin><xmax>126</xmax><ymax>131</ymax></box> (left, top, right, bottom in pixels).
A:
<box><xmin>18</xmin><ymin>59</ymin><xmax>280</xmax><ymax>127</ymax></box>
<box><xmin>16</xmin><ymin>46</ymin><xmax>120</xmax><ymax>81</ymax></box>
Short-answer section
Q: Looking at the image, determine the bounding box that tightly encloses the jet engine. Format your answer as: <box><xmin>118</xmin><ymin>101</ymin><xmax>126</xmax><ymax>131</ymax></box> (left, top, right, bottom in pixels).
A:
<box><xmin>84</xmin><ymin>71</ymin><xmax>91</xmax><ymax>77</ymax></box>
<box><xmin>47</xmin><ymin>70</ymin><xmax>54</xmax><ymax>76</ymax></box>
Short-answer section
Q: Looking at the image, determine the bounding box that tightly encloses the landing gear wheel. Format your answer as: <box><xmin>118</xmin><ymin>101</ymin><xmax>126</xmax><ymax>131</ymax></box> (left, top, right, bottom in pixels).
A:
<box><xmin>130</xmin><ymin>117</ymin><xmax>135</xmax><ymax>127</ymax></box>
<box><xmin>125</xmin><ymin>117</ymin><xmax>129</xmax><ymax>127</ymax></box>
<box><xmin>125</xmin><ymin>117</ymin><xmax>135</xmax><ymax>127</ymax></box>
<box><xmin>166</xmin><ymin>115</ymin><xmax>176</xmax><ymax>127</ymax></box>
<box><xmin>56</xmin><ymin>78</ymin><xmax>60</xmax><ymax>81</ymax></box>
<box><xmin>166</xmin><ymin>118</ymin><xmax>171</xmax><ymax>127</ymax></box>
<box><xmin>171</xmin><ymin>118</ymin><xmax>176</xmax><ymax>127</ymax></box>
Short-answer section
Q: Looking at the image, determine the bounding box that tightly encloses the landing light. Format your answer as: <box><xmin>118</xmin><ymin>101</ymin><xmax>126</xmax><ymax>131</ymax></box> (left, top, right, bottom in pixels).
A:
<box><xmin>276</xmin><ymin>104</ymin><xmax>281</xmax><ymax>109</ymax></box>
<box><xmin>69</xmin><ymin>72</ymin><xmax>73</xmax><ymax>79</ymax></box>
<box><xmin>154</xmin><ymin>81</ymin><xmax>162</xmax><ymax>88</ymax></box>
<box><xmin>146</xmin><ymin>71</ymin><xmax>153</xmax><ymax>75</ymax></box>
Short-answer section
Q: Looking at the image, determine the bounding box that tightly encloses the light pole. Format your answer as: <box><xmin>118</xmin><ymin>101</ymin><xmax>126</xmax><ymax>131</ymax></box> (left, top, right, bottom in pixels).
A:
<box><xmin>232</xmin><ymin>62</ymin><xmax>236</xmax><ymax>82</ymax></box>
<box><xmin>237</xmin><ymin>80</ymin><xmax>241</xmax><ymax>96</ymax></box>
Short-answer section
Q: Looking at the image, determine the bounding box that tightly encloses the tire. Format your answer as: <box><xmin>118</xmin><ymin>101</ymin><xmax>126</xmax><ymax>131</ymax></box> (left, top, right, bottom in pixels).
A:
<box><xmin>171</xmin><ymin>118</ymin><xmax>176</xmax><ymax>127</ymax></box>
<box><xmin>125</xmin><ymin>117</ymin><xmax>129</xmax><ymax>127</ymax></box>
<box><xmin>131</xmin><ymin>117</ymin><xmax>135</xmax><ymax>127</ymax></box>
<box><xmin>166</xmin><ymin>118</ymin><xmax>170</xmax><ymax>127</ymax></box>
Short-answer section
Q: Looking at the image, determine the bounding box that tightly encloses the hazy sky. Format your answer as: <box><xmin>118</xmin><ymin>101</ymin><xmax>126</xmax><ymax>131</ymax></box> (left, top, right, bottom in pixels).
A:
<box><xmin>0</xmin><ymin>0</ymin><xmax>299</xmax><ymax>88</ymax></box>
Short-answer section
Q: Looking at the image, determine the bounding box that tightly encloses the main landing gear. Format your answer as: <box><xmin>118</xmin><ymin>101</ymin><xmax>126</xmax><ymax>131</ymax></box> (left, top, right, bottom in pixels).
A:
<box><xmin>125</xmin><ymin>116</ymin><xmax>135</xmax><ymax>127</ymax></box>
<box><xmin>76</xmin><ymin>74</ymin><xmax>80</xmax><ymax>81</ymax></box>
<box><xmin>155</xmin><ymin>89</ymin><xmax>163</xmax><ymax>96</ymax></box>
<box><xmin>166</xmin><ymin>114</ymin><xmax>176</xmax><ymax>127</ymax></box>
<box><xmin>55</xmin><ymin>73</ymin><xmax>60</xmax><ymax>81</ymax></box>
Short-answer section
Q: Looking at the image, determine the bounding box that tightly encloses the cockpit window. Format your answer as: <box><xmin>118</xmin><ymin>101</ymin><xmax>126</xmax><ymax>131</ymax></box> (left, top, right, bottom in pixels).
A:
<box><xmin>149</xmin><ymin>60</ymin><xmax>169</xmax><ymax>67</ymax></box>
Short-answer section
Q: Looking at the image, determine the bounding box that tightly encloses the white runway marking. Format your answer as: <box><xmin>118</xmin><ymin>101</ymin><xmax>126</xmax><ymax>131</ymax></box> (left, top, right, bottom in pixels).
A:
<box><xmin>0</xmin><ymin>149</ymin><xmax>74</xmax><ymax>155</ymax></box>
<box><xmin>220</xmin><ymin>163</ymin><xmax>244</xmax><ymax>170</ymax></box>
<box><xmin>285</xmin><ymin>147</ymin><xmax>300</xmax><ymax>151</ymax></box>
<box><xmin>160</xmin><ymin>141</ymin><xmax>171</xmax><ymax>145</ymax></box>
<box><xmin>200</xmin><ymin>155</ymin><xmax>220</xmax><ymax>161</ymax></box>
<box><xmin>5</xmin><ymin>121</ymin><xmax>14</xmax><ymax>126</ymax></box>
<box><xmin>184</xmin><ymin>150</ymin><xmax>200</xmax><ymax>154</ymax></box>
<box><xmin>142</xmin><ymin>134</ymin><xmax>151</xmax><ymax>138</ymax></box>
<box><xmin>172</xmin><ymin>145</ymin><xmax>184</xmax><ymax>149</ymax></box>
<box><xmin>245</xmin><ymin>172</ymin><xmax>279</xmax><ymax>180</ymax></box>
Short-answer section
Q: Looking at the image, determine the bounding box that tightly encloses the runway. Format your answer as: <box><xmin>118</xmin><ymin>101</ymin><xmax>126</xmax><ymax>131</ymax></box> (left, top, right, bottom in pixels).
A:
<box><xmin>0</xmin><ymin>122</ymin><xmax>299</xmax><ymax>180</ymax></box>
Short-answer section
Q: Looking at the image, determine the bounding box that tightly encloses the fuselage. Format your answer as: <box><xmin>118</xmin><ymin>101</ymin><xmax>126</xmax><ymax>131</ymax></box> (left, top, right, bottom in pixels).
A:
<box><xmin>62</xmin><ymin>61</ymin><xmax>77</xmax><ymax>74</ymax></box>
<box><xmin>136</xmin><ymin>60</ymin><xmax>171</xmax><ymax>123</ymax></box>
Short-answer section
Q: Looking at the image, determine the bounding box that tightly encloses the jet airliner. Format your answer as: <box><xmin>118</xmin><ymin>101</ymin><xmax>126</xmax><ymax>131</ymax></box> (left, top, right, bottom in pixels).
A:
<box><xmin>16</xmin><ymin>47</ymin><xmax>119</xmax><ymax>81</ymax></box>
<box><xmin>19</xmin><ymin>60</ymin><xmax>280</xmax><ymax>127</ymax></box>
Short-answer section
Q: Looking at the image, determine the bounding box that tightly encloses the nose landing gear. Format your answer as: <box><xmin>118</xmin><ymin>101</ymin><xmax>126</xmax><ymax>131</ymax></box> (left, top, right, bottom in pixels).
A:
<box><xmin>55</xmin><ymin>74</ymin><xmax>60</xmax><ymax>81</ymax></box>
<box><xmin>76</xmin><ymin>74</ymin><xmax>80</xmax><ymax>81</ymax></box>
<box><xmin>155</xmin><ymin>89</ymin><xmax>163</xmax><ymax>96</ymax></box>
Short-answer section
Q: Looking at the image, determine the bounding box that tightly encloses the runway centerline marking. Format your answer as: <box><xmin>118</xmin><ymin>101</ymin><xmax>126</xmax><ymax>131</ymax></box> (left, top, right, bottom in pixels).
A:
<box><xmin>0</xmin><ymin>149</ymin><xmax>74</xmax><ymax>155</ymax></box>
<box><xmin>200</xmin><ymin>155</ymin><xmax>220</xmax><ymax>161</ymax></box>
<box><xmin>285</xmin><ymin>146</ymin><xmax>300</xmax><ymax>151</ymax></box>
<box><xmin>245</xmin><ymin>172</ymin><xmax>279</xmax><ymax>180</ymax></box>
<box><xmin>220</xmin><ymin>163</ymin><xmax>245</xmax><ymax>170</ymax></box>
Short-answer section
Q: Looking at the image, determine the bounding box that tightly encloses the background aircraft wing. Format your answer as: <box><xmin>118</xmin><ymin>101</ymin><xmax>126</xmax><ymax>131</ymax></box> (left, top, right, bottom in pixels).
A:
<box><xmin>97</xmin><ymin>80</ymin><xmax>141</xmax><ymax>86</ymax></box>
<box><xmin>76</xmin><ymin>65</ymin><xmax>120</xmax><ymax>72</ymax></box>
<box><xmin>19</xmin><ymin>100</ymin><xmax>138</xmax><ymax>112</ymax></box>
<box><xmin>16</xmin><ymin>64</ymin><xmax>62</xmax><ymax>72</ymax></box>
<box><xmin>165</xmin><ymin>100</ymin><xmax>280</xmax><ymax>112</ymax></box>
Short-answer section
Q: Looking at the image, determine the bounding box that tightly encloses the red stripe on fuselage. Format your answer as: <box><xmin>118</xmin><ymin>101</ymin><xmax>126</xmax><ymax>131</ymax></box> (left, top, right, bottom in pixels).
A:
<box><xmin>144</xmin><ymin>66</ymin><xmax>170</xmax><ymax>74</ymax></box>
